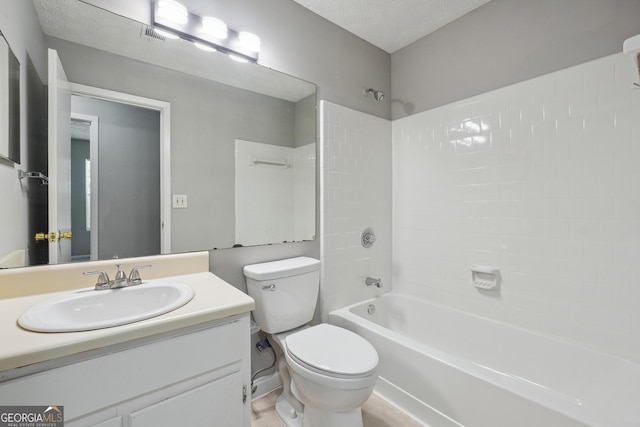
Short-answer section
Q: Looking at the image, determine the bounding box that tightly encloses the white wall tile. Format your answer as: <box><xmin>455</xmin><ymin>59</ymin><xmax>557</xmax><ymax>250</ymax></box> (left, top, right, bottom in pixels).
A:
<box><xmin>319</xmin><ymin>101</ymin><xmax>391</xmax><ymax>320</ymax></box>
<box><xmin>392</xmin><ymin>53</ymin><xmax>640</xmax><ymax>363</ymax></box>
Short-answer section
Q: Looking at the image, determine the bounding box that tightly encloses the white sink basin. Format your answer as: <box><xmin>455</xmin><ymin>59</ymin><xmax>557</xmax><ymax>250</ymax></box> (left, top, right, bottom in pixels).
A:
<box><xmin>18</xmin><ymin>281</ymin><xmax>194</xmax><ymax>332</ymax></box>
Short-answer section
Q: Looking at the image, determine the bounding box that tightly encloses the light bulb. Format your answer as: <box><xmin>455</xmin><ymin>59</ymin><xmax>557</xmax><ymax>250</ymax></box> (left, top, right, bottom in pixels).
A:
<box><xmin>202</xmin><ymin>17</ymin><xmax>228</xmax><ymax>40</ymax></box>
<box><xmin>238</xmin><ymin>32</ymin><xmax>261</xmax><ymax>52</ymax></box>
<box><xmin>156</xmin><ymin>0</ymin><xmax>188</xmax><ymax>25</ymax></box>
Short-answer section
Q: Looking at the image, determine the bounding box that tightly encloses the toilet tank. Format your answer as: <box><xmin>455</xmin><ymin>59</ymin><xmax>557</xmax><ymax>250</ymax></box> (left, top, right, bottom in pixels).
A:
<box><xmin>244</xmin><ymin>257</ymin><xmax>321</xmax><ymax>334</ymax></box>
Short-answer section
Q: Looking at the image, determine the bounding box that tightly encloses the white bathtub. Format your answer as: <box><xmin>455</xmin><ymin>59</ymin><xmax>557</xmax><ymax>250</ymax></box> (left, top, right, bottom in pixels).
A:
<box><xmin>328</xmin><ymin>293</ymin><xmax>640</xmax><ymax>427</ymax></box>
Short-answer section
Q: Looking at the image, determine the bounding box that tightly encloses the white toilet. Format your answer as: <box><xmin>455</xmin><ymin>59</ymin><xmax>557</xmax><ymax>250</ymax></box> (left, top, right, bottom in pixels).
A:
<box><xmin>244</xmin><ymin>257</ymin><xmax>379</xmax><ymax>427</ymax></box>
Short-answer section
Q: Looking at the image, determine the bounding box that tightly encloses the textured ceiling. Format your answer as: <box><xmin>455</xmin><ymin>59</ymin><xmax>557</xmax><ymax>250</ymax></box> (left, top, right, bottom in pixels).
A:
<box><xmin>292</xmin><ymin>0</ymin><xmax>493</xmax><ymax>53</ymax></box>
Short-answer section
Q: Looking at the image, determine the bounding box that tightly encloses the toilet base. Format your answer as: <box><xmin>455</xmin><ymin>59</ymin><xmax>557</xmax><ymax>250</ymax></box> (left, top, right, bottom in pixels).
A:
<box><xmin>302</xmin><ymin>405</ymin><xmax>363</xmax><ymax>427</ymax></box>
<box><xmin>275</xmin><ymin>393</ymin><xmax>303</xmax><ymax>427</ymax></box>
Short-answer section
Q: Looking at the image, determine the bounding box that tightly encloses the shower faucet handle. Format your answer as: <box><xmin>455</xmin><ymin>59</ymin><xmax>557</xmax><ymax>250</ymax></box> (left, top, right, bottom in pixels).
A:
<box><xmin>361</xmin><ymin>227</ymin><xmax>377</xmax><ymax>248</ymax></box>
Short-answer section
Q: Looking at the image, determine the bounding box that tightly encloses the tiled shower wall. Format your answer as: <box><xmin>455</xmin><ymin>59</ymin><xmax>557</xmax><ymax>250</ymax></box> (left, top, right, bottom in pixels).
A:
<box><xmin>319</xmin><ymin>101</ymin><xmax>391</xmax><ymax>320</ymax></box>
<box><xmin>393</xmin><ymin>52</ymin><xmax>640</xmax><ymax>362</ymax></box>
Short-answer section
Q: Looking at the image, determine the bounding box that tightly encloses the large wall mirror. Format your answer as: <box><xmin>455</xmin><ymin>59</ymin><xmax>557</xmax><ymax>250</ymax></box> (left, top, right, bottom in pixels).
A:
<box><xmin>4</xmin><ymin>0</ymin><xmax>317</xmax><ymax>267</ymax></box>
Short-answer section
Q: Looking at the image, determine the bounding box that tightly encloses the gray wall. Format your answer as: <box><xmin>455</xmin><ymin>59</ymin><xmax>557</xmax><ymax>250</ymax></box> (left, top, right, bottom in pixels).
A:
<box><xmin>0</xmin><ymin>2</ymin><xmax>47</xmax><ymax>84</ymax></box>
<box><xmin>391</xmin><ymin>0</ymin><xmax>640</xmax><ymax>119</ymax></box>
<box><xmin>71</xmin><ymin>96</ymin><xmax>161</xmax><ymax>260</ymax></box>
<box><xmin>294</xmin><ymin>95</ymin><xmax>317</xmax><ymax>147</ymax></box>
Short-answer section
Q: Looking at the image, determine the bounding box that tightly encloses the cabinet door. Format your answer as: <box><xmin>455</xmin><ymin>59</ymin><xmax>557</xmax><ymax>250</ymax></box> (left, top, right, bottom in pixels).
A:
<box><xmin>129</xmin><ymin>372</ymin><xmax>243</xmax><ymax>427</ymax></box>
<box><xmin>93</xmin><ymin>417</ymin><xmax>123</xmax><ymax>427</ymax></box>
<box><xmin>67</xmin><ymin>416</ymin><xmax>122</xmax><ymax>427</ymax></box>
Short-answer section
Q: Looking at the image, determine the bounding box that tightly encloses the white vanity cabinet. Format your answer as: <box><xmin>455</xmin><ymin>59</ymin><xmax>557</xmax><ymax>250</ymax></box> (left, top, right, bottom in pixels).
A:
<box><xmin>0</xmin><ymin>315</ymin><xmax>251</xmax><ymax>427</ymax></box>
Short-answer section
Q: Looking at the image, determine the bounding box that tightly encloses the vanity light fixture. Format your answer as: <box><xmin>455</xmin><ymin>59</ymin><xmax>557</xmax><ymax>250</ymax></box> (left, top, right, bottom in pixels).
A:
<box><xmin>152</xmin><ymin>0</ymin><xmax>261</xmax><ymax>63</ymax></box>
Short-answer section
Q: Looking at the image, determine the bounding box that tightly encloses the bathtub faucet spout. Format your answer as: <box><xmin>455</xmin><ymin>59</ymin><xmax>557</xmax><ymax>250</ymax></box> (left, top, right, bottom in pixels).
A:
<box><xmin>365</xmin><ymin>277</ymin><xmax>382</xmax><ymax>288</ymax></box>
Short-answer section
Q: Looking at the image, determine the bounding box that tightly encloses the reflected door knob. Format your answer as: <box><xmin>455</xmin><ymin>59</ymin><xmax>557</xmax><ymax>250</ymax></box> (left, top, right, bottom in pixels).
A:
<box><xmin>35</xmin><ymin>232</ymin><xmax>58</xmax><ymax>242</ymax></box>
<box><xmin>34</xmin><ymin>231</ymin><xmax>72</xmax><ymax>242</ymax></box>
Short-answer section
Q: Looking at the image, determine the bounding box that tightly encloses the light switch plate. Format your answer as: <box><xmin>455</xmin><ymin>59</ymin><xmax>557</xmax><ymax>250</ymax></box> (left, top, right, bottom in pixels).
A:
<box><xmin>172</xmin><ymin>194</ymin><xmax>188</xmax><ymax>208</ymax></box>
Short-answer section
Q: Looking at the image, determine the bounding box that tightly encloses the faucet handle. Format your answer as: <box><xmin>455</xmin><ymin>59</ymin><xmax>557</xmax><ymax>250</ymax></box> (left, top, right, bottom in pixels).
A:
<box><xmin>84</xmin><ymin>270</ymin><xmax>110</xmax><ymax>290</ymax></box>
<box><xmin>128</xmin><ymin>264</ymin><xmax>152</xmax><ymax>285</ymax></box>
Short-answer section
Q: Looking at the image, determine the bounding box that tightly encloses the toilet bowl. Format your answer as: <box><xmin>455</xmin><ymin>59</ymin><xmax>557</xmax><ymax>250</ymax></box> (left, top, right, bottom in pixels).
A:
<box><xmin>244</xmin><ymin>257</ymin><xmax>379</xmax><ymax>427</ymax></box>
<box><xmin>270</xmin><ymin>324</ymin><xmax>378</xmax><ymax>427</ymax></box>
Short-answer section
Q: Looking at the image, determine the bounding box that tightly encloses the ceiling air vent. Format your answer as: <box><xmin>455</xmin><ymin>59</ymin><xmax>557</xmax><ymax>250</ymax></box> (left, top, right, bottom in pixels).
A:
<box><xmin>141</xmin><ymin>25</ymin><xmax>166</xmax><ymax>42</ymax></box>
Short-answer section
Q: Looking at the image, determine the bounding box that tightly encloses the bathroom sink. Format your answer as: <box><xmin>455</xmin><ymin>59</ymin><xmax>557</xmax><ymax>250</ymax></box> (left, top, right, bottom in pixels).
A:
<box><xmin>18</xmin><ymin>281</ymin><xmax>194</xmax><ymax>332</ymax></box>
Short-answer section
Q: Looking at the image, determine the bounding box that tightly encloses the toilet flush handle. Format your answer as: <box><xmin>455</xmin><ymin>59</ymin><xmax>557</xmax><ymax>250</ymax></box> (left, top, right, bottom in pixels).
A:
<box><xmin>261</xmin><ymin>284</ymin><xmax>277</xmax><ymax>291</ymax></box>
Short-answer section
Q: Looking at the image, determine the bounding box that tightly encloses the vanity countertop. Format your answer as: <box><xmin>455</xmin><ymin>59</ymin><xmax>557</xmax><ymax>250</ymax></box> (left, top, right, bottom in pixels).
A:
<box><xmin>0</xmin><ymin>271</ymin><xmax>255</xmax><ymax>373</ymax></box>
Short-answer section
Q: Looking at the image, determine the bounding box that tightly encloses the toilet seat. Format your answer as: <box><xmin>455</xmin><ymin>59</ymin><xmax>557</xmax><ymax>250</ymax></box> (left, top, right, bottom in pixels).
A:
<box><xmin>285</xmin><ymin>324</ymin><xmax>378</xmax><ymax>379</ymax></box>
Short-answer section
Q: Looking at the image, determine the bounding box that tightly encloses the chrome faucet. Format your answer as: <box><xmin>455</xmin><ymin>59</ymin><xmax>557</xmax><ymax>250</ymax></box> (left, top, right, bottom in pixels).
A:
<box><xmin>113</xmin><ymin>264</ymin><xmax>127</xmax><ymax>286</ymax></box>
<box><xmin>84</xmin><ymin>264</ymin><xmax>152</xmax><ymax>290</ymax></box>
<box><xmin>365</xmin><ymin>277</ymin><xmax>382</xmax><ymax>288</ymax></box>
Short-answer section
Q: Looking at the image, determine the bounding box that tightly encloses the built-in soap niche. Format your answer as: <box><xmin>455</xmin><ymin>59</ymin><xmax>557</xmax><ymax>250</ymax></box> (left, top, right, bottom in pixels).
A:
<box><xmin>471</xmin><ymin>265</ymin><xmax>501</xmax><ymax>294</ymax></box>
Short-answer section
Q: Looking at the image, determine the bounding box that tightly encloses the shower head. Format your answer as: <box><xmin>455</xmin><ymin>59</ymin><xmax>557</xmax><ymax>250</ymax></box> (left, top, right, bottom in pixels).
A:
<box><xmin>363</xmin><ymin>88</ymin><xmax>385</xmax><ymax>101</ymax></box>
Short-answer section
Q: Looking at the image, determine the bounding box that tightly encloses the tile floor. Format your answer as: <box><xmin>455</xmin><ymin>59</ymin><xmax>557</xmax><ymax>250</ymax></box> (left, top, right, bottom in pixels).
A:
<box><xmin>251</xmin><ymin>389</ymin><xmax>425</xmax><ymax>427</ymax></box>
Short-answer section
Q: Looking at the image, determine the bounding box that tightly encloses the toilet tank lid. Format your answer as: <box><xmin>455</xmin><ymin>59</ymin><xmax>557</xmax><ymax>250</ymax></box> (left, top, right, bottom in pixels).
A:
<box><xmin>243</xmin><ymin>257</ymin><xmax>320</xmax><ymax>280</ymax></box>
